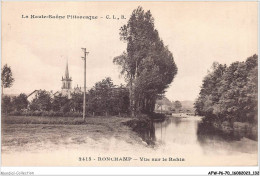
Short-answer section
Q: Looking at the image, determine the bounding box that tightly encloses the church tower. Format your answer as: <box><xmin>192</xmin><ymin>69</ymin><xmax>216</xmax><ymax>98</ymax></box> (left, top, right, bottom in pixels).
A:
<box><xmin>61</xmin><ymin>60</ymin><xmax>72</xmax><ymax>97</ymax></box>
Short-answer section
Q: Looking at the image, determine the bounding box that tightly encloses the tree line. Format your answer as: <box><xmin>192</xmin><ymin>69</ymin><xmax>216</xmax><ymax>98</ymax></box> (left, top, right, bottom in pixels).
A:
<box><xmin>194</xmin><ymin>54</ymin><xmax>258</xmax><ymax>124</ymax></box>
<box><xmin>2</xmin><ymin>77</ymin><xmax>129</xmax><ymax>117</ymax></box>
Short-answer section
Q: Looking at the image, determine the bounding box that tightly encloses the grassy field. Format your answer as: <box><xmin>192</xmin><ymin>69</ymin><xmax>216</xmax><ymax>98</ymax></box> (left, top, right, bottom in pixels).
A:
<box><xmin>1</xmin><ymin>115</ymin><xmax>147</xmax><ymax>153</ymax></box>
<box><xmin>2</xmin><ymin>115</ymin><xmax>102</xmax><ymax>125</ymax></box>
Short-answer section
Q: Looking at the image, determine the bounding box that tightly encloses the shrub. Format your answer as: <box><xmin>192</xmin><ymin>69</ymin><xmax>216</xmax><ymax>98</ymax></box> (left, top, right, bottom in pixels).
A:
<box><xmin>9</xmin><ymin>110</ymin><xmax>21</xmax><ymax>116</ymax></box>
<box><xmin>65</xmin><ymin>111</ymin><xmax>82</xmax><ymax>117</ymax></box>
<box><xmin>32</xmin><ymin>110</ymin><xmax>42</xmax><ymax>116</ymax></box>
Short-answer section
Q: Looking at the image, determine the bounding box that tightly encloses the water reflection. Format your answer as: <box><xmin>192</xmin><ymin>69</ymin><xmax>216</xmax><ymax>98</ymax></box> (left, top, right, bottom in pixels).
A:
<box><xmin>197</xmin><ymin>121</ymin><xmax>242</xmax><ymax>143</ymax></box>
<box><xmin>136</xmin><ymin>115</ymin><xmax>257</xmax><ymax>155</ymax></box>
<box><xmin>137</xmin><ymin>121</ymin><xmax>156</xmax><ymax>145</ymax></box>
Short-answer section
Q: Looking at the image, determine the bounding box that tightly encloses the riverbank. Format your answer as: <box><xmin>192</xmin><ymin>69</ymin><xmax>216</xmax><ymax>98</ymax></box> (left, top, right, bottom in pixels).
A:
<box><xmin>122</xmin><ymin>113</ymin><xmax>168</xmax><ymax>145</ymax></box>
<box><xmin>171</xmin><ymin>113</ymin><xmax>191</xmax><ymax>118</ymax></box>
<box><xmin>199</xmin><ymin>117</ymin><xmax>258</xmax><ymax>141</ymax></box>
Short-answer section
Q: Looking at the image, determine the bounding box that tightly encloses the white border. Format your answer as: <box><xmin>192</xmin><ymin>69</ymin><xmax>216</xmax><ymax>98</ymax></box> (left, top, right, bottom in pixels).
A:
<box><xmin>0</xmin><ymin>0</ymin><xmax>259</xmax><ymax>175</ymax></box>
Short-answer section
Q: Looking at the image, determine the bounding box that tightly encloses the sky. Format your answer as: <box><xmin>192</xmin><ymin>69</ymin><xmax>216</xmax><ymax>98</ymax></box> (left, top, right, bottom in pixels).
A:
<box><xmin>2</xmin><ymin>2</ymin><xmax>258</xmax><ymax>101</ymax></box>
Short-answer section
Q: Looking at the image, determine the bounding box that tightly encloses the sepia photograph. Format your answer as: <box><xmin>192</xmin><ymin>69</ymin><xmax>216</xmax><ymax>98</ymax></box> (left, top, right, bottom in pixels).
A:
<box><xmin>1</xmin><ymin>1</ymin><xmax>258</xmax><ymax>172</ymax></box>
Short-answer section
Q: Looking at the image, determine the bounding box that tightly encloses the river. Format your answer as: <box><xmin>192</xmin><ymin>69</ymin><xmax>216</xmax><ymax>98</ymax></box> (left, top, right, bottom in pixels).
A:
<box><xmin>136</xmin><ymin>115</ymin><xmax>258</xmax><ymax>165</ymax></box>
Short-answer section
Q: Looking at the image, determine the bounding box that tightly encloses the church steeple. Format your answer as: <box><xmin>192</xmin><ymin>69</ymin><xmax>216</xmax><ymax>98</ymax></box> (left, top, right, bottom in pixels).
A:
<box><xmin>61</xmin><ymin>59</ymin><xmax>72</xmax><ymax>90</ymax></box>
<box><xmin>65</xmin><ymin>60</ymin><xmax>69</xmax><ymax>79</ymax></box>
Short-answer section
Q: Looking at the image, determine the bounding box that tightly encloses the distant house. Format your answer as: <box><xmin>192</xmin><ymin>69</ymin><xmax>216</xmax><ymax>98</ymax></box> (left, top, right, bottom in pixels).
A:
<box><xmin>155</xmin><ymin>97</ymin><xmax>172</xmax><ymax>113</ymax></box>
<box><xmin>155</xmin><ymin>104</ymin><xmax>171</xmax><ymax>112</ymax></box>
<box><xmin>53</xmin><ymin>91</ymin><xmax>60</xmax><ymax>97</ymax></box>
<box><xmin>73</xmin><ymin>85</ymin><xmax>82</xmax><ymax>94</ymax></box>
<box><xmin>27</xmin><ymin>90</ymin><xmax>40</xmax><ymax>102</ymax></box>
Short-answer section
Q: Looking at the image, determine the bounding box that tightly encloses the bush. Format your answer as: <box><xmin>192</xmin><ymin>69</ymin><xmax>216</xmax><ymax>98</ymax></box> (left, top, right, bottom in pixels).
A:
<box><xmin>9</xmin><ymin>110</ymin><xmax>21</xmax><ymax>116</ymax></box>
<box><xmin>32</xmin><ymin>110</ymin><xmax>43</xmax><ymax>116</ymax></box>
<box><xmin>41</xmin><ymin>111</ymin><xmax>54</xmax><ymax>117</ymax></box>
<box><xmin>53</xmin><ymin>111</ymin><xmax>63</xmax><ymax>117</ymax></box>
<box><xmin>64</xmin><ymin>111</ymin><xmax>82</xmax><ymax>117</ymax></box>
<box><xmin>20</xmin><ymin>111</ymin><xmax>32</xmax><ymax>116</ymax></box>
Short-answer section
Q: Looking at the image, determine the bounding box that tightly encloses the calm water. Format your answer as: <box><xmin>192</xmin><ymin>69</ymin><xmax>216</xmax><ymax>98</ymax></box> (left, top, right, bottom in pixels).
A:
<box><xmin>138</xmin><ymin>115</ymin><xmax>258</xmax><ymax>155</ymax></box>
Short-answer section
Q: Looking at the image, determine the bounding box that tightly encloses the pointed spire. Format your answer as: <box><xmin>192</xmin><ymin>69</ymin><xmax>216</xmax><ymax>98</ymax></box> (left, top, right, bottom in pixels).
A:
<box><xmin>65</xmin><ymin>59</ymin><xmax>69</xmax><ymax>79</ymax></box>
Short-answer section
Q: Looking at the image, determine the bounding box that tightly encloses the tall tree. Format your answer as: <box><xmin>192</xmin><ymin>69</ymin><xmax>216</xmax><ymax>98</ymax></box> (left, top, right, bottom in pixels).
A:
<box><xmin>1</xmin><ymin>95</ymin><xmax>12</xmax><ymax>115</ymax></box>
<box><xmin>87</xmin><ymin>78</ymin><xmax>129</xmax><ymax>116</ymax></box>
<box><xmin>1</xmin><ymin>64</ymin><xmax>14</xmax><ymax>95</ymax></box>
<box><xmin>70</xmin><ymin>92</ymin><xmax>83</xmax><ymax>112</ymax></box>
<box><xmin>13</xmin><ymin>93</ymin><xmax>29</xmax><ymax>111</ymax></box>
<box><xmin>29</xmin><ymin>90</ymin><xmax>52</xmax><ymax>111</ymax></box>
<box><xmin>174</xmin><ymin>101</ymin><xmax>182</xmax><ymax>110</ymax></box>
<box><xmin>113</xmin><ymin>6</ymin><xmax>177</xmax><ymax>116</ymax></box>
<box><xmin>52</xmin><ymin>93</ymin><xmax>70</xmax><ymax>112</ymax></box>
<box><xmin>88</xmin><ymin>77</ymin><xmax>115</xmax><ymax>116</ymax></box>
<box><xmin>110</xmin><ymin>84</ymin><xmax>130</xmax><ymax>115</ymax></box>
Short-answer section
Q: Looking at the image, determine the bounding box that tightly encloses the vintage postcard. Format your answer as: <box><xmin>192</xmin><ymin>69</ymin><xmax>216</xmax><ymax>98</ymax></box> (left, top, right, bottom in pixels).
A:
<box><xmin>1</xmin><ymin>1</ymin><xmax>259</xmax><ymax>172</ymax></box>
